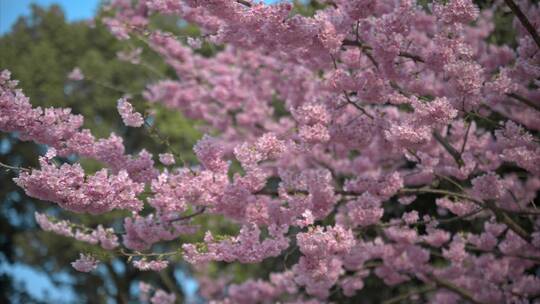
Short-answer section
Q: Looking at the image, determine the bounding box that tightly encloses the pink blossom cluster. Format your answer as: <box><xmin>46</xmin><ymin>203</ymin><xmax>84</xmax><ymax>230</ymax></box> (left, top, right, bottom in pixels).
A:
<box><xmin>123</xmin><ymin>214</ymin><xmax>198</xmax><ymax>251</ymax></box>
<box><xmin>71</xmin><ymin>253</ymin><xmax>99</xmax><ymax>272</ymax></box>
<box><xmin>294</xmin><ymin>225</ymin><xmax>355</xmax><ymax>298</ymax></box>
<box><xmin>117</xmin><ymin>97</ymin><xmax>144</xmax><ymax>127</ymax></box>
<box><xmin>1</xmin><ymin>70</ymin><xmax>157</xmax><ymax>182</ymax></box>
<box><xmin>67</xmin><ymin>67</ymin><xmax>84</xmax><ymax>81</ymax></box>
<box><xmin>158</xmin><ymin>153</ymin><xmax>175</xmax><ymax>165</ymax></box>
<box><xmin>182</xmin><ymin>224</ymin><xmax>289</xmax><ymax>264</ymax></box>
<box><xmin>16</xmin><ymin>156</ymin><xmax>144</xmax><ymax>214</ymax></box>
<box><xmin>2</xmin><ymin>0</ymin><xmax>540</xmax><ymax>302</ymax></box>
<box><xmin>35</xmin><ymin>212</ymin><xmax>119</xmax><ymax>250</ymax></box>
<box><xmin>139</xmin><ymin>282</ymin><xmax>176</xmax><ymax>304</ymax></box>
<box><xmin>133</xmin><ymin>259</ymin><xmax>169</xmax><ymax>271</ymax></box>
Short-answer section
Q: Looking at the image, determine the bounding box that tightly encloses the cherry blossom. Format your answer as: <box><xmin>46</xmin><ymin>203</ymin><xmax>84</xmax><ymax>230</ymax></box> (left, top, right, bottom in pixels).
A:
<box><xmin>71</xmin><ymin>254</ymin><xmax>99</xmax><ymax>272</ymax></box>
<box><xmin>1</xmin><ymin>0</ymin><xmax>540</xmax><ymax>302</ymax></box>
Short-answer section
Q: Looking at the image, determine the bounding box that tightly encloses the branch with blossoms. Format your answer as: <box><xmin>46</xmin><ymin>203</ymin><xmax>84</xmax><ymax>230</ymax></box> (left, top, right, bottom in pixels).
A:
<box><xmin>2</xmin><ymin>0</ymin><xmax>540</xmax><ymax>303</ymax></box>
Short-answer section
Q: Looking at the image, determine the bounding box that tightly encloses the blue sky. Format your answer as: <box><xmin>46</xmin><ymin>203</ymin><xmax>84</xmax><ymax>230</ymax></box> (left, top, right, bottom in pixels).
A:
<box><xmin>0</xmin><ymin>0</ymin><xmax>100</xmax><ymax>34</ymax></box>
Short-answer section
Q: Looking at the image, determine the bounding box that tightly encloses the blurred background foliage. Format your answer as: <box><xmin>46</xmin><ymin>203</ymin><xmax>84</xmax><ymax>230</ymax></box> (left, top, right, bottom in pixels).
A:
<box><xmin>0</xmin><ymin>4</ymin><xmax>203</xmax><ymax>303</ymax></box>
<box><xmin>0</xmin><ymin>1</ymin><xmax>519</xmax><ymax>303</ymax></box>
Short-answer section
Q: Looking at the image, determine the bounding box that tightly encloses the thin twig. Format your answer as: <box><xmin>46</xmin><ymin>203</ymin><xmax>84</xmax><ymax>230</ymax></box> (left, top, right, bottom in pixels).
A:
<box><xmin>460</xmin><ymin>121</ymin><xmax>472</xmax><ymax>154</ymax></box>
<box><xmin>236</xmin><ymin>0</ymin><xmax>252</xmax><ymax>7</ymax></box>
<box><xmin>140</xmin><ymin>61</ymin><xmax>166</xmax><ymax>78</ymax></box>
<box><xmin>167</xmin><ymin>206</ymin><xmax>207</xmax><ymax>223</ymax></box>
<box><xmin>382</xmin><ymin>284</ymin><xmax>436</xmax><ymax>304</ymax></box>
<box><xmin>86</xmin><ymin>76</ymin><xmax>134</xmax><ymax>95</ymax></box>
<box><xmin>330</xmin><ymin>54</ymin><xmax>373</xmax><ymax>119</ymax></box>
<box><xmin>342</xmin><ymin>39</ymin><xmax>425</xmax><ymax>63</ymax></box>
<box><xmin>398</xmin><ymin>51</ymin><xmax>425</xmax><ymax>63</ymax></box>
<box><xmin>434</xmin><ymin>173</ymin><xmax>465</xmax><ymax>191</ymax></box>
<box><xmin>430</xmin><ymin>276</ymin><xmax>485</xmax><ymax>304</ymax></box>
<box><xmin>406</xmin><ymin>148</ymin><xmax>422</xmax><ymax>163</ymax></box>
<box><xmin>400</xmin><ymin>187</ymin><xmax>531</xmax><ymax>243</ymax></box>
<box><xmin>0</xmin><ymin>161</ymin><xmax>30</xmax><ymax>172</ymax></box>
<box><xmin>466</xmin><ymin>245</ymin><xmax>540</xmax><ymax>263</ymax></box>
<box><xmin>498</xmin><ymin>207</ymin><xmax>540</xmax><ymax>216</ymax></box>
<box><xmin>143</xmin><ymin>119</ymin><xmax>193</xmax><ymax>174</ymax></box>
<box><xmin>377</xmin><ymin>207</ymin><xmax>485</xmax><ymax>229</ymax></box>
<box><xmin>437</xmin><ymin>208</ymin><xmax>485</xmax><ymax>224</ymax></box>
<box><xmin>399</xmin><ymin>187</ymin><xmax>480</xmax><ymax>203</ymax></box>
<box><xmin>119</xmin><ymin>248</ymin><xmax>179</xmax><ymax>257</ymax></box>
<box><xmin>343</xmin><ymin>90</ymin><xmax>374</xmax><ymax>119</ymax></box>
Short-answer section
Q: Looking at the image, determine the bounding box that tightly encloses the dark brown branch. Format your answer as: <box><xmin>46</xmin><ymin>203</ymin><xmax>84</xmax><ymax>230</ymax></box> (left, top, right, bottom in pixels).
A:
<box><xmin>398</xmin><ymin>51</ymin><xmax>425</xmax><ymax>63</ymax></box>
<box><xmin>343</xmin><ymin>90</ymin><xmax>374</xmax><ymax>119</ymax></box>
<box><xmin>144</xmin><ymin>119</ymin><xmax>194</xmax><ymax>174</ymax></box>
<box><xmin>506</xmin><ymin>93</ymin><xmax>540</xmax><ymax>112</ymax></box>
<box><xmin>342</xmin><ymin>39</ymin><xmax>425</xmax><ymax>63</ymax></box>
<box><xmin>168</xmin><ymin>206</ymin><xmax>206</xmax><ymax>223</ymax></box>
<box><xmin>460</xmin><ymin>121</ymin><xmax>472</xmax><ymax>154</ymax></box>
<box><xmin>400</xmin><ymin>187</ymin><xmax>532</xmax><ymax>243</ymax></box>
<box><xmin>379</xmin><ymin>207</ymin><xmax>485</xmax><ymax>229</ymax></box>
<box><xmin>236</xmin><ymin>0</ymin><xmax>252</xmax><ymax>7</ymax></box>
<box><xmin>255</xmin><ymin>188</ymin><xmax>365</xmax><ymax>196</ymax></box>
<box><xmin>484</xmin><ymin>200</ymin><xmax>531</xmax><ymax>243</ymax></box>
<box><xmin>382</xmin><ymin>284</ymin><xmax>436</xmax><ymax>304</ymax></box>
<box><xmin>466</xmin><ymin>245</ymin><xmax>540</xmax><ymax>263</ymax></box>
<box><xmin>258</xmin><ymin>183</ymin><xmax>533</xmax><ymax>243</ymax></box>
<box><xmin>342</xmin><ymin>39</ymin><xmax>371</xmax><ymax>48</ymax></box>
<box><xmin>105</xmin><ymin>262</ymin><xmax>129</xmax><ymax>304</ymax></box>
<box><xmin>159</xmin><ymin>270</ymin><xmax>184</xmax><ymax>302</ymax></box>
<box><xmin>504</xmin><ymin>0</ymin><xmax>540</xmax><ymax>49</ymax></box>
<box><xmin>330</xmin><ymin>53</ymin><xmax>374</xmax><ymax>118</ymax></box>
<box><xmin>499</xmin><ymin>207</ymin><xmax>540</xmax><ymax>216</ymax></box>
<box><xmin>0</xmin><ymin>161</ymin><xmax>30</xmax><ymax>172</ymax></box>
<box><xmin>430</xmin><ymin>276</ymin><xmax>485</xmax><ymax>304</ymax></box>
<box><xmin>432</xmin><ymin>131</ymin><xmax>464</xmax><ymax>167</ymax></box>
<box><xmin>341</xmin><ymin>39</ymin><xmax>379</xmax><ymax>68</ymax></box>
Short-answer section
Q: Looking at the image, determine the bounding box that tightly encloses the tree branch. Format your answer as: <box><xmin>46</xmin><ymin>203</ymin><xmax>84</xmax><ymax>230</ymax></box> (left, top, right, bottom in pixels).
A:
<box><xmin>159</xmin><ymin>270</ymin><xmax>184</xmax><ymax>303</ymax></box>
<box><xmin>504</xmin><ymin>0</ymin><xmax>540</xmax><ymax>49</ymax></box>
<box><xmin>236</xmin><ymin>0</ymin><xmax>252</xmax><ymax>7</ymax></box>
<box><xmin>342</xmin><ymin>39</ymin><xmax>425</xmax><ymax>63</ymax></box>
<box><xmin>400</xmin><ymin>187</ymin><xmax>531</xmax><ymax>243</ymax></box>
<box><xmin>433</xmin><ymin>131</ymin><xmax>464</xmax><ymax>167</ymax></box>
<box><xmin>104</xmin><ymin>262</ymin><xmax>129</xmax><ymax>304</ymax></box>
<box><xmin>0</xmin><ymin>161</ymin><xmax>30</xmax><ymax>172</ymax></box>
<box><xmin>506</xmin><ymin>93</ymin><xmax>540</xmax><ymax>112</ymax></box>
<box><xmin>483</xmin><ymin>200</ymin><xmax>531</xmax><ymax>243</ymax></box>
<box><xmin>430</xmin><ymin>276</ymin><xmax>485</xmax><ymax>304</ymax></box>
<box><xmin>167</xmin><ymin>206</ymin><xmax>206</xmax><ymax>223</ymax></box>
<box><xmin>382</xmin><ymin>284</ymin><xmax>436</xmax><ymax>304</ymax></box>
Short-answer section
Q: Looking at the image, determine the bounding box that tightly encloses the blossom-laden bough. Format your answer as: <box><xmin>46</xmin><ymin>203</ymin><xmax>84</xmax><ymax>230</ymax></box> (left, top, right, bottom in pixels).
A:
<box><xmin>1</xmin><ymin>0</ymin><xmax>540</xmax><ymax>303</ymax></box>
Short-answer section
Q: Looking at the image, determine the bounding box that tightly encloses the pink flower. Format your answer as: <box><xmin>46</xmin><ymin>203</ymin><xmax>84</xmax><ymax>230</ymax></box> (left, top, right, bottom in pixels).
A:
<box><xmin>117</xmin><ymin>97</ymin><xmax>144</xmax><ymax>127</ymax></box>
<box><xmin>67</xmin><ymin>67</ymin><xmax>84</xmax><ymax>81</ymax></box>
<box><xmin>187</xmin><ymin>37</ymin><xmax>202</xmax><ymax>49</ymax></box>
<box><xmin>2</xmin><ymin>0</ymin><xmax>540</xmax><ymax>301</ymax></box>
<box><xmin>133</xmin><ymin>259</ymin><xmax>169</xmax><ymax>271</ymax></box>
<box><xmin>158</xmin><ymin>153</ymin><xmax>175</xmax><ymax>165</ymax></box>
<box><xmin>16</xmin><ymin>159</ymin><xmax>144</xmax><ymax>214</ymax></box>
<box><xmin>194</xmin><ymin>135</ymin><xmax>227</xmax><ymax>172</ymax></box>
<box><xmin>71</xmin><ymin>254</ymin><xmax>99</xmax><ymax>272</ymax></box>
<box><xmin>433</xmin><ymin>0</ymin><xmax>479</xmax><ymax>24</ymax></box>
<box><xmin>150</xmin><ymin>290</ymin><xmax>175</xmax><ymax>304</ymax></box>
<box><xmin>117</xmin><ymin>48</ymin><xmax>142</xmax><ymax>64</ymax></box>
<box><xmin>471</xmin><ymin>172</ymin><xmax>504</xmax><ymax>200</ymax></box>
